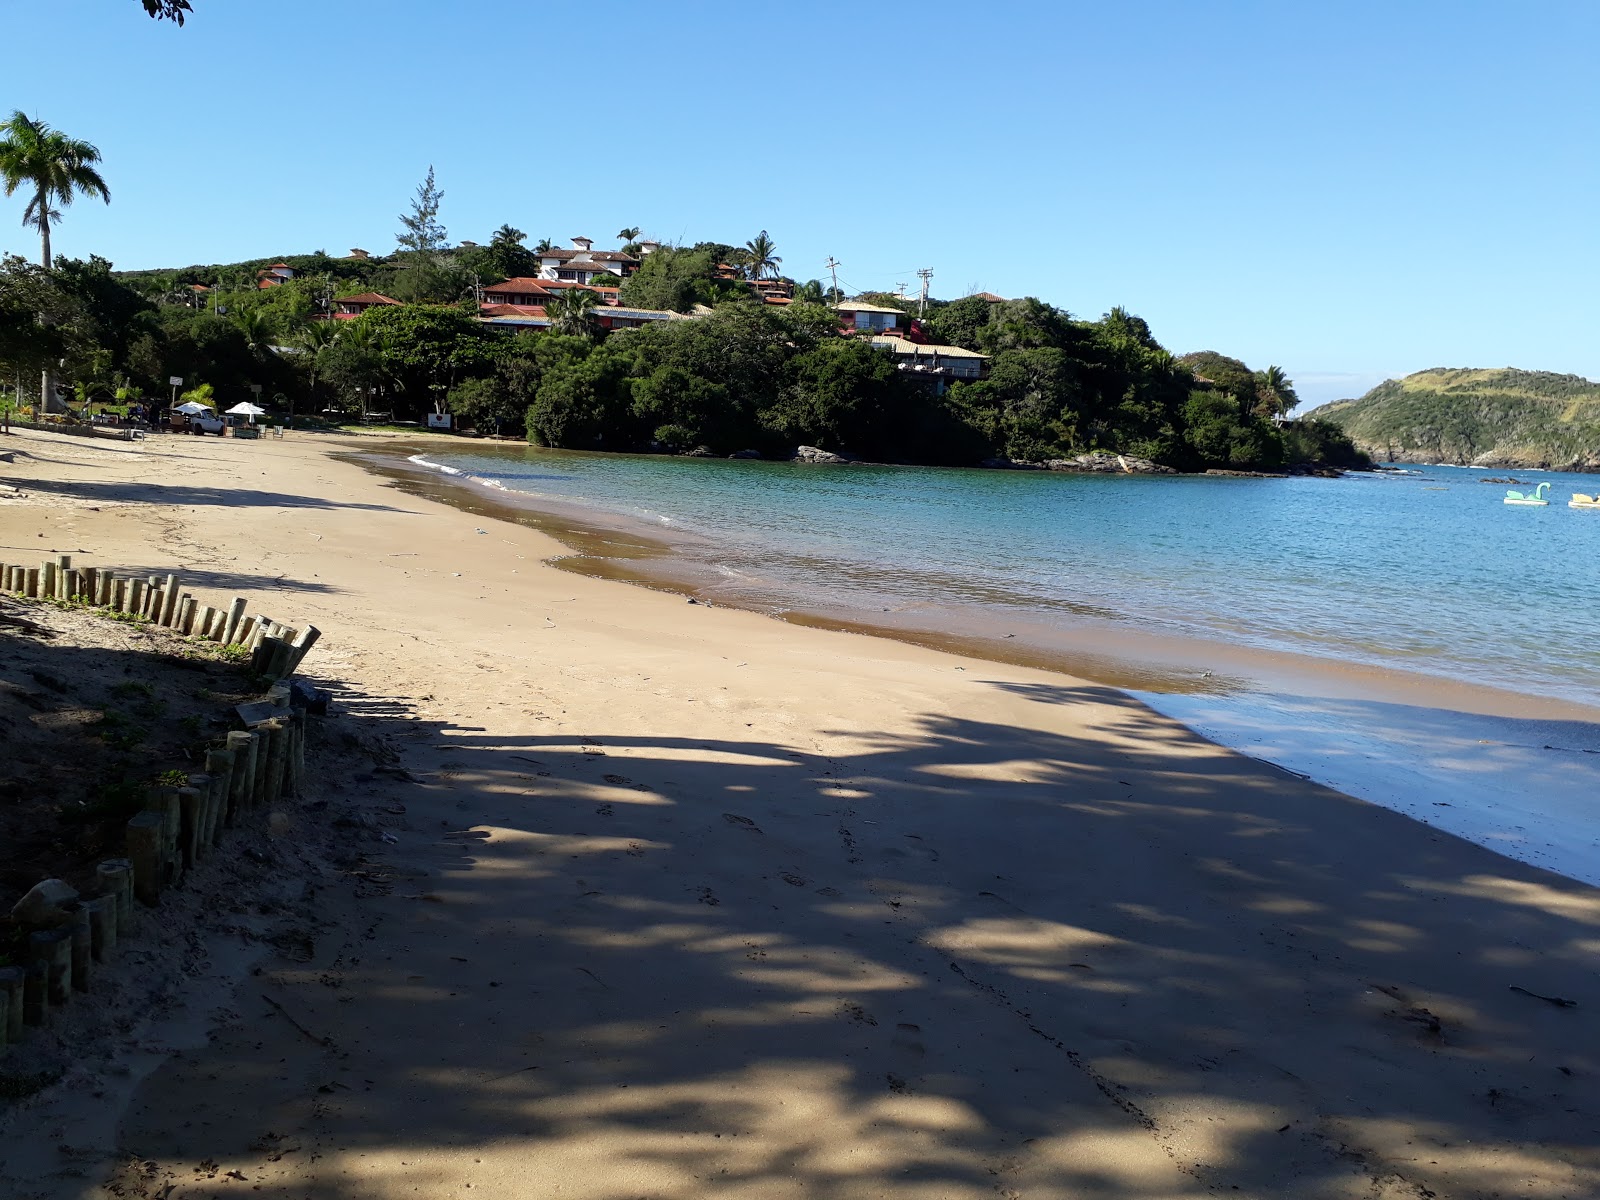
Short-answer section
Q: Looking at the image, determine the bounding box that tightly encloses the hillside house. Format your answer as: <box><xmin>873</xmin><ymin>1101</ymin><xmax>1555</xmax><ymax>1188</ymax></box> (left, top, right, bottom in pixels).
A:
<box><xmin>836</xmin><ymin>299</ymin><xmax>907</xmax><ymax>334</ymax></box>
<box><xmin>537</xmin><ymin>237</ymin><xmax>640</xmax><ymax>284</ymax></box>
<box><xmin>332</xmin><ymin>292</ymin><xmax>401</xmax><ymax>319</ymax></box>
<box><xmin>869</xmin><ymin>334</ymin><xmax>988</xmax><ymax>391</ymax></box>
<box><xmin>257</xmin><ymin>263</ymin><xmax>295</xmax><ymax>289</ymax></box>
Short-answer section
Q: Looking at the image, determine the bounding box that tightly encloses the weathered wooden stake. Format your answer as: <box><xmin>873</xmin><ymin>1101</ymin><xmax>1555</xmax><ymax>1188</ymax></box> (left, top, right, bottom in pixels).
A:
<box><xmin>126</xmin><ymin>812</ymin><xmax>166</xmax><ymax>905</ymax></box>
<box><xmin>83</xmin><ymin>895</ymin><xmax>118</xmax><ymax>961</ymax></box>
<box><xmin>22</xmin><ymin>962</ymin><xmax>48</xmax><ymax>1026</ymax></box>
<box><xmin>69</xmin><ymin>907</ymin><xmax>92</xmax><ymax>991</ymax></box>
<box><xmin>97</xmin><ymin>859</ymin><xmax>134</xmax><ymax>934</ymax></box>
<box><xmin>222</xmin><ymin>596</ymin><xmax>248</xmax><ymax>644</ymax></box>
<box><xmin>178</xmin><ymin>595</ymin><xmax>196</xmax><ymax>634</ymax></box>
<box><xmin>197</xmin><ymin>606</ymin><xmax>218</xmax><ymax>639</ymax></box>
<box><xmin>161</xmin><ymin>574</ymin><xmax>180</xmax><ymax>625</ymax></box>
<box><xmin>262</xmin><ymin>719</ymin><xmax>289</xmax><ymax>803</ymax></box>
<box><xmin>0</xmin><ymin>966</ymin><xmax>24</xmax><ymax>1044</ymax></box>
<box><xmin>225</xmin><ymin>730</ymin><xmax>256</xmax><ymax>819</ymax></box>
<box><xmin>235</xmin><ymin>615</ymin><xmax>258</xmax><ymax>647</ymax></box>
<box><xmin>203</xmin><ymin>748</ymin><xmax>235</xmax><ymax>844</ymax></box>
<box><xmin>96</xmin><ymin>571</ymin><xmax>112</xmax><ymax>606</ymax></box>
<box><xmin>176</xmin><ymin>785</ymin><xmax>204</xmax><ymax>867</ymax></box>
<box><xmin>250</xmin><ymin>726</ymin><xmax>270</xmax><ymax>806</ymax></box>
<box><xmin>41</xmin><ymin>560</ymin><xmax>57</xmax><ymax>599</ymax></box>
<box><xmin>148</xmin><ymin>586</ymin><xmax>165</xmax><ymax>622</ymax></box>
<box><xmin>130</xmin><ymin>578</ymin><xmax>146</xmax><ymax>617</ymax></box>
<box><xmin>32</xmin><ymin>928</ymin><xmax>73</xmax><ymax>1004</ymax></box>
<box><xmin>82</xmin><ymin>566</ymin><xmax>98</xmax><ymax>601</ymax></box>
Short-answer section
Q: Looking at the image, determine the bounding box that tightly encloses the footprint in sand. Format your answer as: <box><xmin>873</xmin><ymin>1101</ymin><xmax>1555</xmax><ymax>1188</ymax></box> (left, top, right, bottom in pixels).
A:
<box><xmin>780</xmin><ymin>872</ymin><xmax>807</xmax><ymax>887</ymax></box>
<box><xmin>595</xmin><ymin>803</ymin><xmax>614</xmax><ymax>817</ymax></box>
<box><xmin>836</xmin><ymin>1000</ymin><xmax>877</xmax><ymax>1026</ymax></box>
<box><xmin>723</xmin><ymin>813</ymin><xmax>762</xmax><ymax>832</ymax></box>
<box><xmin>893</xmin><ymin>1022</ymin><xmax>925</xmax><ymax>1058</ymax></box>
<box><xmin>603</xmin><ymin>773</ymin><xmax>631</xmax><ymax>786</ymax></box>
<box><xmin>697</xmin><ymin>886</ymin><xmax>720</xmax><ymax>906</ymax></box>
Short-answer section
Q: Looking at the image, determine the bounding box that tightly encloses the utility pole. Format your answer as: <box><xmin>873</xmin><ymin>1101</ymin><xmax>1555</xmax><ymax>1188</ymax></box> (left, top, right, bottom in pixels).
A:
<box><xmin>916</xmin><ymin>268</ymin><xmax>933</xmax><ymax>318</ymax></box>
<box><xmin>825</xmin><ymin>257</ymin><xmax>840</xmax><ymax>302</ymax></box>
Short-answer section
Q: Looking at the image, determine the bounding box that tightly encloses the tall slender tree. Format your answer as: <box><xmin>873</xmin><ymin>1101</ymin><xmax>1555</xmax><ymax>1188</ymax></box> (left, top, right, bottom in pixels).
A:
<box><xmin>396</xmin><ymin>165</ymin><xmax>447</xmax><ymax>255</ymax></box>
<box><xmin>742</xmin><ymin>230</ymin><xmax>780</xmax><ymax>281</ymax></box>
<box><xmin>1</xmin><ymin>112</ymin><xmax>110</xmax><ymax>411</ymax></box>
<box><xmin>0</xmin><ymin>112</ymin><xmax>111</xmax><ymax>270</ymax></box>
<box><xmin>617</xmin><ymin>226</ymin><xmax>641</xmax><ymax>244</ymax></box>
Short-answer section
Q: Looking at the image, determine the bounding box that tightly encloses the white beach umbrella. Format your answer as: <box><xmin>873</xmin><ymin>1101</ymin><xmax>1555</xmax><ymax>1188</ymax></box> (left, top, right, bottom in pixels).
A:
<box><xmin>225</xmin><ymin>402</ymin><xmax>267</xmax><ymax>416</ymax></box>
<box><xmin>174</xmin><ymin>401</ymin><xmax>213</xmax><ymax>415</ymax></box>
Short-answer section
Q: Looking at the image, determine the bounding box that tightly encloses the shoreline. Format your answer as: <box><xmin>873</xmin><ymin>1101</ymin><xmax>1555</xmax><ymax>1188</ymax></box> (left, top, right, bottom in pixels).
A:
<box><xmin>2</xmin><ymin>426</ymin><xmax>1597</xmax><ymax>1199</ymax></box>
<box><xmin>361</xmin><ymin>439</ymin><xmax>1600</xmax><ymax>884</ymax></box>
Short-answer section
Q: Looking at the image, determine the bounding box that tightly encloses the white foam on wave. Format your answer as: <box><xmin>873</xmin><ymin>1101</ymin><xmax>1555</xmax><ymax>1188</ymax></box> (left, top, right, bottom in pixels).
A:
<box><xmin>1134</xmin><ymin>689</ymin><xmax>1600</xmax><ymax>886</ymax></box>
<box><xmin>408</xmin><ymin>453</ymin><xmax>464</xmax><ymax>477</ymax></box>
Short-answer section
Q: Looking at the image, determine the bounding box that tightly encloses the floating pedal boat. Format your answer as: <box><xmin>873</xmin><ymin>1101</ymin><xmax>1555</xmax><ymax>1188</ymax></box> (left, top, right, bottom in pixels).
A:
<box><xmin>1570</xmin><ymin>493</ymin><xmax>1600</xmax><ymax>509</ymax></box>
<box><xmin>1504</xmin><ymin>482</ymin><xmax>1551</xmax><ymax>506</ymax></box>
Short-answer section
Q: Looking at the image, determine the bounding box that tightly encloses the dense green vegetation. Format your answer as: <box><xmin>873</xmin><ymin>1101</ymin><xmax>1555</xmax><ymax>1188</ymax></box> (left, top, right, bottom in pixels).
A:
<box><xmin>1306</xmin><ymin>369</ymin><xmax>1600</xmax><ymax>469</ymax></box>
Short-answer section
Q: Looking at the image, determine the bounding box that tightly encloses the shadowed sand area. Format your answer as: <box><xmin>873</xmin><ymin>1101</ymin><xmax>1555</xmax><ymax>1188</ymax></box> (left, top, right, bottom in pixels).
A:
<box><xmin>0</xmin><ymin>427</ymin><xmax>1595</xmax><ymax>1199</ymax></box>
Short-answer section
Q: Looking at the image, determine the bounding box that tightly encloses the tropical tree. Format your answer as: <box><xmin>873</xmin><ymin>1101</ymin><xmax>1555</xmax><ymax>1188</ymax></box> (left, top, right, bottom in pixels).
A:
<box><xmin>294</xmin><ymin>318</ymin><xmax>341</xmax><ymax>410</ymax></box>
<box><xmin>396</xmin><ymin>165</ymin><xmax>447</xmax><ymax>255</ymax></box>
<box><xmin>617</xmin><ymin>226</ymin><xmax>641</xmax><ymax>244</ymax></box>
<box><xmin>0</xmin><ymin>111</ymin><xmax>111</xmax><ymax>269</ymax></box>
<box><xmin>1254</xmin><ymin>364</ymin><xmax>1299</xmax><ymax>418</ymax></box>
<box><xmin>545</xmin><ymin>288</ymin><xmax>599</xmax><ymax>338</ymax></box>
<box><xmin>741</xmin><ymin>230</ymin><xmax>781</xmax><ymax>281</ymax></box>
<box><xmin>533</xmin><ymin>237</ymin><xmax>554</xmax><ymax>254</ymax></box>
<box><xmin>230</xmin><ymin>307</ymin><xmax>272</xmax><ymax>350</ymax></box>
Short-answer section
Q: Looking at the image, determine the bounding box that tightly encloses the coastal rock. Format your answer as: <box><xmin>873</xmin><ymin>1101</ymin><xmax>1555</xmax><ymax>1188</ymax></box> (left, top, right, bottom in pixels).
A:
<box><xmin>729</xmin><ymin>449</ymin><xmax>763</xmax><ymax>460</ymax></box>
<box><xmin>10</xmin><ymin>878</ymin><xmax>79</xmax><ymax>928</ymax></box>
<box><xmin>1032</xmin><ymin>452</ymin><xmax>1177</xmax><ymax>475</ymax></box>
<box><xmin>978</xmin><ymin>457</ymin><xmax>1042</xmax><ymax>470</ymax></box>
<box><xmin>792</xmin><ymin>445</ymin><xmax>852</xmax><ymax>465</ymax></box>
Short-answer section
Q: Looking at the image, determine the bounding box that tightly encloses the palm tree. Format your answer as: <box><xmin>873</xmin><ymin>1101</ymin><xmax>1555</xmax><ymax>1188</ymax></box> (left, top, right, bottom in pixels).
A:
<box><xmin>617</xmin><ymin>226</ymin><xmax>641</xmax><ymax>244</ymax></box>
<box><xmin>1255</xmin><ymin>365</ymin><xmax>1299</xmax><ymax>418</ymax></box>
<box><xmin>294</xmin><ymin>319</ymin><xmax>341</xmax><ymax>413</ymax></box>
<box><xmin>1</xmin><ymin>112</ymin><xmax>110</xmax><ymax>413</ymax></box>
<box><xmin>231</xmin><ymin>307</ymin><xmax>273</xmax><ymax>350</ymax></box>
<box><xmin>545</xmin><ymin>288</ymin><xmax>599</xmax><ymax>337</ymax></box>
<box><xmin>0</xmin><ymin>111</ymin><xmax>111</xmax><ymax>269</ymax></box>
<box><xmin>742</xmin><ymin>230</ymin><xmax>780</xmax><ymax>281</ymax></box>
<box><xmin>533</xmin><ymin>237</ymin><xmax>554</xmax><ymax>254</ymax></box>
<box><xmin>492</xmin><ymin>224</ymin><xmax>526</xmax><ymax>248</ymax></box>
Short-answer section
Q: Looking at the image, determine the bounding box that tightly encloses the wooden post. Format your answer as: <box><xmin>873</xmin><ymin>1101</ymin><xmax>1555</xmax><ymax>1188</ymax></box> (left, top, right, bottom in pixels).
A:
<box><xmin>0</xmin><ymin>966</ymin><xmax>23</xmax><ymax>1044</ymax></box>
<box><xmin>251</xmin><ymin>726</ymin><xmax>270</xmax><ymax>806</ymax></box>
<box><xmin>56</xmin><ymin>555</ymin><xmax>71</xmax><ymax>599</ymax></box>
<box><xmin>222</xmin><ymin>596</ymin><xmax>248</xmax><ymax>644</ymax></box>
<box><xmin>177</xmin><ymin>595</ymin><xmax>195</xmax><ymax>634</ymax></box>
<box><xmin>41</xmin><ymin>559</ymin><xmax>56</xmax><ymax>599</ymax></box>
<box><xmin>235</xmin><ymin>615</ymin><xmax>258</xmax><ymax>648</ymax></box>
<box><xmin>83</xmin><ymin>895</ymin><xmax>117</xmax><ymax>961</ymax></box>
<box><xmin>69</xmin><ymin>907</ymin><xmax>92</xmax><ymax>991</ymax></box>
<box><xmin>129</xmin><ymin>578</ymin><xmax>146</xmax><ymax>617</ymax></box>
<box><xmin>161</xmin><ymin>574</ymin><xmax>180</xmax><ymax>625</ymax></box>
<box><xmin>32</xmin><ymin>928</ymin><xmax>73</xmax><ymax>1004</ymax></box>
<box><xmin>203</xmin><ymin>749</ymin><xmax>235</xmax><ymax>843</ymax></box>
<box><xmin>287</xmin><ymin>625</ymin><xmax>322</xmax><ymax>672</ymax></box>
<box><xmin>176</xmin><ymin>785</ymin><xmax>204</xmax><ymax>867</ymax></box>
<box><xmin>197</xmin><ymin>607</ymin><xmax>218</xmax><ymax>639</ymax></box>
<box><xmin>82</xmin><ymin>566</ymin><xmax>98</xmax><ymax>601</ymax></box>
<box><xmin>97</xmin><ymin>571</ymin><xmax>112</xmax><ymax>606</ymax></box>
<box><xmin>126</xmin><ymin>812</ymin><xmax>166</xmax><ymax>905</ymax></box>
<box><xmin>22</xmin><ymin>962</ymin><xmax>48</xmax><ymax>1026</ymax></box>
<box><xmin>148</xmin><ymin>585</ymin><xmax>165</xmax><ymax>622</ymax></box>
<box><xmin>225</xmin><ymin>730</ymin><xmax>256</xmax><ymax>818</ymax></box>
<box><xmin>111</xmin><ymin>576</ymin><xmax>126</xmax><ymax>611</ymax></box>
<box><xmin>97</xmin><ymin>859</ymin><xmax>134</xmax><ymax>934</ymax></box>
<box><xmin>262</xmin><ymin>719</ymin><xmax>289</xmax><ymax>803</ymax></box>
<box><xmin>266</xmin><ymin>637</ymin><xmax>296</xmax><ymax>680</ymax></box>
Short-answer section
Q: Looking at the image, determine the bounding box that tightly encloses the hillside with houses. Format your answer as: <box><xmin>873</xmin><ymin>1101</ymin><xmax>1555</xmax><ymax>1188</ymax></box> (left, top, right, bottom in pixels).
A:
<box><xmin>7</xmin><ymin>205</ymin><xmax>1365</xmax><ymax>472</ymax></box>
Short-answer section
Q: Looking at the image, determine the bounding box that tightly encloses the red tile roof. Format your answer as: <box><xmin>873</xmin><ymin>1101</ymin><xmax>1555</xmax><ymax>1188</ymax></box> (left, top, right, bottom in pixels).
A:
<box><xmin>336</xmin><ymin>292</ymin><xmax>401</xmax><ymax>306</ymax></box>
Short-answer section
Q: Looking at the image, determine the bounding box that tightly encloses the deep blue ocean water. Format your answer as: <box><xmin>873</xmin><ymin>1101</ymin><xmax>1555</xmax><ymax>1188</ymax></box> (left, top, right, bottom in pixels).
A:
<box><xmin>415</xmin><ymin>447</ymin><xmax>1600</xmax><ymax>709</ymax></box>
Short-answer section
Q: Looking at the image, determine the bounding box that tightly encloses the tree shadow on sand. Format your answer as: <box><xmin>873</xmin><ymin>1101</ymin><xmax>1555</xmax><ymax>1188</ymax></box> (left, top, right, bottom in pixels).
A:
<box><xmin>12</xmin><ymin>475</ymin><xmax>416</xmax><ymax>514</ymax></box>
<box><xmin>102</xmin><ymin>676</ymin><xmax>1600</xmax><ymax>1199</ymax></box>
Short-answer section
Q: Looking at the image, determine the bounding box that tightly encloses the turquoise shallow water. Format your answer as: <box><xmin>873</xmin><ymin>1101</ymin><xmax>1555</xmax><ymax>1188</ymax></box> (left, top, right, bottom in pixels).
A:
<box><xmin>415</xmin><ymin>446</ymin><xmax>1600</xmax><ymax>709</ymax></box>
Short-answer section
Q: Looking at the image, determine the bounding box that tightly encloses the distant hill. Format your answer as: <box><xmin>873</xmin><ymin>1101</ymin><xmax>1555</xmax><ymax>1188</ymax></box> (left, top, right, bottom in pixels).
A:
<box><xmin>1304</xmin><ymin>368</ymin><xmax>1600</xmax><ymax>470</ymax></box>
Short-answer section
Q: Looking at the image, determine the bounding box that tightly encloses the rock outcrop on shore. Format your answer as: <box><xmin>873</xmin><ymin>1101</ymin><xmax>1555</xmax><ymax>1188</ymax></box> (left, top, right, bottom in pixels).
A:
<box><xmin>980</xmin><ymin>452</ymin><xmax>1178</xmax><ymax>474</ymax></box>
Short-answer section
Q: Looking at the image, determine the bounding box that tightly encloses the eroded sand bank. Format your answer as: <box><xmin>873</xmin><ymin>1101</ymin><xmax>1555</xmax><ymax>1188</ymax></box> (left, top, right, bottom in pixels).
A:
<box><xmin>0</xmin><ymin>428</ymin><xmax>1595</xmax><ymax>1200</ymax></box>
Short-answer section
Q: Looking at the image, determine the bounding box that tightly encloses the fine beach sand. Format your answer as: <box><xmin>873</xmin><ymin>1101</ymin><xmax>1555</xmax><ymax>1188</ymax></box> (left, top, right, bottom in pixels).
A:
<box><xmin>0</xmin><ymin>427</ymin><xmax>1596</xmax><ymax>1199</ymax></box>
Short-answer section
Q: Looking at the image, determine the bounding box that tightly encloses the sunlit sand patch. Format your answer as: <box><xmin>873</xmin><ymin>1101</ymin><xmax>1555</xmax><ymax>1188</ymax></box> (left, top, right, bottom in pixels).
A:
<box><xmin>1409</xmin><ymin>874</ymin><xmax>1600</xmax><ymax>925</ymax></box>
<box><xmin>925</xmin><ymin>915</ymin><xmax>1124</xmax><ymax>968</ymax></box>
<box><xmin>1327</xmin><ymin>1116</ymin><xmax>1600</xmax><ymax>1199</ymax></box>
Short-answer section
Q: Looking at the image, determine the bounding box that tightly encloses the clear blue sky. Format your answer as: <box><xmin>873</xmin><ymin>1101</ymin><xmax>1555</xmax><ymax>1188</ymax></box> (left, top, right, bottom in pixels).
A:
<box><xmin>3</xmin><ymin>0</ymin><xmax>1596</xmax><ymax>407</ymax></box>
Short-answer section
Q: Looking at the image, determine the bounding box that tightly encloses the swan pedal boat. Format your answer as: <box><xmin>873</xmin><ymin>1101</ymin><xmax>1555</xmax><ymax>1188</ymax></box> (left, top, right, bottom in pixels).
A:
<box><xmin>1571</xmin><ymin>493</ymin><xmax>1600</xmax><ymax>509</ymax></box>
<box><xmin>1504</xmin><ymin>482</ymin><xmax>1551</xmax><ymax>506</ymax></box>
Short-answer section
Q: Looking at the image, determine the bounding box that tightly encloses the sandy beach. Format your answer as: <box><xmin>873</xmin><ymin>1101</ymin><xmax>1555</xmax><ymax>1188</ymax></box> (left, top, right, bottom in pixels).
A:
<box><xmin>1</xmin><ymin>426</ymin><xmax>1596</xmax><ymax>1199</ymax></box>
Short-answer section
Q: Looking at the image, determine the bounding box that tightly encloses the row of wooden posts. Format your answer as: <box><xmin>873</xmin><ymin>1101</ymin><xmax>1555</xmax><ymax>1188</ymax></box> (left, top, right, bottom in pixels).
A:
<box><xmin>0</xmin><ymin>554</ymin><xmax>319</xmax><ymax>680</ymax></box>
<box><xmin>0</xmin><ymin>680</ymin><xmax>311</xmax><ymax>1051</ymax></box>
